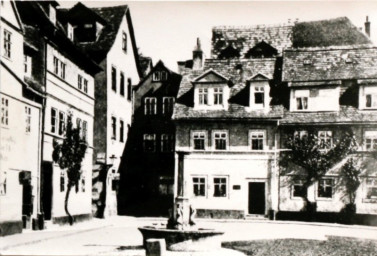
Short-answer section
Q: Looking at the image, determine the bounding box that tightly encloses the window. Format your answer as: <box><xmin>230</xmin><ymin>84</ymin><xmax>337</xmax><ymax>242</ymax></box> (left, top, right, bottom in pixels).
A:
<box><xmin>25</xmin><ymin>106</ymin><xmax>31</xmax><ymax>133</ymax></box>
<box><xmin>1</xmin><ymin>97</ymin><xmax>9</xmax><ymax>126</ymax></box>
<box><xmin>199</xmin><ymin>88</ymin><xmax>208</xmax><ymax>105</ymax></box>
<box><xmin>192</xmin><ymin>177</ymin><xmax>206</xmax><ymax>197</ymax></box>
<box><xmin>192</xmin><ymin>131</ymin><xmax>206</xmax><ymax>150</ymax></box>
<box><xmin>53</xmin><ymin>57</ymin><xmax>65</xmax><ymax>79</ymax></box>
<box><xmin>152</xmin><ymin>71</ymin><xmax>168</xmax><ymax>82</ymax></box>
<box><xmin>76</xmin><ymin>118</ymin><xmax>82</xmax><ymax>135</ymax></box>
<box><xmin>318</xmin><ymin>131</ymin><xmax>333</xmax><ymax>149</ymax></box>
<box><xmin>60</xmin><ymin>171</ymin><xmax>65</xmax><ymax>192</ymax></box>
<box><xmin>250</xmin><ymin>130</ymin><xmax>265</xmax><ymax>150</ymax></box>
<box><xmin>213</xmin><ymin>177</ymin><xmax>227</xmax><ymax>197</ymax></box>
<box><xmin>254</xmin><ymin>86</ymin><xmax>265</xmax><ymax>105</ymax></box>
<box><xmin>3</xmin><ymin>29</ymin><xmax>11</xmax><ymax>59</ymax></box>
<box><xmin>213</xmin><ymin>131</ymin><xmax>227</xmax><ymax>150</ymax></box>
<box><xmin>161</xmin><ymin>134</ymin><xmax>174</xmax><ymax>152</ymax></box>
<box><xmin>294</xmin><ymin>130</ymin><xmax>308</xmax><ymax>139</ymax></box>
<box><xmin>49</xmin><ymin>5</ymin><xmax>56</xmax><ymax>24</ymax></box>
<box><xmin>111</xmin><ymin>117</ymin><xmax>116</xmax><ymax>140</ymax></box>
<box><xmin>58</xmin><ymin>111</ymin><xmax>65</xmax><ymax>136</ymax></box>
<box><xmin>81</xmin><ymin>174</ymin><xmax>85</xmax><ymax>192</ymax></box>
<box><xmin>144</xmin><ymin>97</ymin><xmax>157</xmax><ymax>115</ymax></box>
<box><xmin>122</xmin><ymin>32</ymin><xmax>127</xmax><ymax>52</ymax></box>
<box><xmin>365</xmin><ymin>131</ymin><xmax>377</xmax><ymax>151</ymax></box>
<box><xmin>214</xmin><ymin>88</ymin><xmax>223</xmax><ymax>105</ymax></box>
<box><xmin>365</xmin><ymin>178</ymin><xmax>377</xmax><ymax>200</ymax></box>
<box><xmin>51</xmin><ymin>108</ymin><xmax>57</xmax><ymax>133</ymax></box>
<box><xmin>163</xmin><ymin>97</ymin><xmax>174</xmax><ymax>115</ymax></box>
<box><xmin>120</xmin><ymin>120</ymin><xmax>124</xmax><ymax>142</ymax></box>
<box><xmin>292</xmin><ymin>179</ymin><xmax>307</xmax><ymax>198</ymax></box>
<box><xmin>82</xmin><ymin>121</ymin><xmax>87</xmax><ymax>142</ymax></box>
<box><xmin>366</xmin><ymin>94</ymin><xmax>377</xmax><ymax>108</ymax></box>
<box><xmin>296</xmin><ymin>97</ymin><xmax>308</xmax><ymax>110</ymax></box>
<box><xmin>127</xmin><ymin>79</ymin><xmax>132</xmax><ymax>101</ymax></box>
<box><xmin>143</xmin><ymin>134</ymin><xmax>156</xmax><ymax>152</ymax></box>
<box><xmin>78</xmin><ymin>75</ymin><xmax>83</xmax><ymax>90</ymax></box>
<box><xmin>0</xmin><ymin>171</ymin><xmax>6</xmax><ymax>196</ymax></box>
<box><xmin>111</xmin><ymin>67</ymin><xmax>117</xmax><ymax>92</ymax></box>
<box><xmin>159</xmin><ymin>176</ymin><xmax>174</xmax><ymax>195</ymax></box>
<box><xmin>318</xmin><ymin>178</ymin><xmax>333</xmax><ymax>198</ymax></box>
<box><xmin>83</xmin><ymin>79</ymin><xmax>88</xmax><ymax>93</ymax></box>
<box><xmin>67</xmin><ymin>23</ymin><xmax>74</xmax><ymax>41</ymax></box>
<box><xmin>24</xmin><ymin>55</ymin><xmax>32</xmax><ymax>77</ymax></box>
<box><xmin>120</xmin><ymin>72</ymin><xmax>125</xmax><ymax>96</ymax></box>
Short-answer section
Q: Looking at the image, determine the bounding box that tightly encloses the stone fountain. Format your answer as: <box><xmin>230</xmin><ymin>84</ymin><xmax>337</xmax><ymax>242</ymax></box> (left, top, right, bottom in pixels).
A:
<box><xmin>138</xmin><ymin>152</ymin><xmax>225</xmax><ymax>252</ymax></box>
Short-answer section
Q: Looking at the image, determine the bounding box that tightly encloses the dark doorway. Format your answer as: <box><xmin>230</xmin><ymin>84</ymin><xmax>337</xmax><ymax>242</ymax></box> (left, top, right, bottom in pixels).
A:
<box><xmin>248</xmin><ymin>182</ymin><xmax>265</xmax><ymax>215</ymax></box>
<box><xmin>20</xmin><ymin>171</ymin><xmax>33</xmax><ymax>229</ymax></box>
<box><xmin>42</xmin><ymin>162</ymin><xmax>53</xmax><ymax>220</ymax></box>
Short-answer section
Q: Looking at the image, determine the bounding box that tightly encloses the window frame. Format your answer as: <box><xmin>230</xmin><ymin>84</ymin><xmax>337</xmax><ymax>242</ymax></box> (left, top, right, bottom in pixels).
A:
<box><xmin>1</xmin><ymin>97</ymin><xmax>9</xmax><ymax>127</ymax></box>
<box><xmin>143</xmin><ymin>134</ymin><xmax>156</xmax><ymax>152</ymax></box>
<box><xmin>111</xmin><ymin>116</ymin><xmax>116</xmax><ymax>140</ymax></box>
<box><xmin>122</xmin><ymin>32</ymin><xmax>127</xmax><ymax>52</ymax></box>
<box><xmin>191</xmin><ymin>130</ymin><xmax>207</xmax><ymax>151</ymax></box>
<box><xmin>212</xmin><ymin>130</ymin><xmax>228</xmax><ymax>151</ymax></box>
<box><xmin>291</xmin><ymin>178</ymin><xmax>307</xmax><ymax>199</ymax></box>
<box><xmin>144</xmin><ymin>97</ymin><xmax>157</xmax><ymax>115</ymax></box>
<box><xmin>119</xmin><ymin>119</ymin><xmax>124</xmax><ymax>142</ymax></box>
<box><xmin>254</xmin><ymin>86</ymin><xmax>265</xmax><ymax>106</ymax></box>
<box><xmin>120</xmin><ymin>72</ymin><xmax>125</xmax><ymax>96</ymax></box>
<box><xmin>296</xmin><ymin>96</ymin><xmax>308</xmax><ymax>110</ymax></box>
<box><xmin>25</xmin><ymin>106</ymin><xmax>31</xmax><ymax>133</ymax></box>
<box><xmin>24</xmin><ymin>55</ymin><xmax>32</xmax><ymax>77</ymax></box>
<box><xmin>161</xmin><ymin>134</ymin><xmax>174</xmax><ymax>152</ymax></box>
<box><xmin>51</xmin><ymin>108</ymin><xmax>57</xmax><ymax>133</ymax></box>
<box><xmin>58</xmin><ymin>111</ymin><xmax>65</xmax><ymax>136</ymax></box>
<box><xmin>82</xmin><ymin>121</ymin><xmax>87</xmax><ymax>142</ymax></box>
<box><xmin>78</xmin><ymin>74</ymin><xmax>83</xmax><ymax>90</ymax></box>
<box><xmin>111</xmin><ymin>66</ymin><xmax>117</xmax><ymax>92</ymax></box>
<box><xmin>3</xmin><ymin>29</ymin><xmax>11</xmax><ymax>59</ymax></box>
<box><xmin>192</xmin><ymin>176</ymin><xmax>207</xmax><ymax>197</ymax></box>
<box><xmin>213</xmin><ymin>176</ymin><xmax>228</xmax><ymax>198</ymax></box>
<box><xmin>127</xmin><ymin>78</ymin><xmax>132</xmax><ymax>101</ymax></box>
<box><xmin>249</xmin><ymin>130</ymin><xmax>266</xmax><ymax>151</ymax></box>
<box><xmin>213</xmin><ymin>88</ymin><xmax>223</xmax><ymax>105</ymax></box>
<box><xmin>198</xmin><ymin>88</ymin><xmax>208</xmax><ymax>105</ymax></box>
<box><xmin>318</xmin><ymin>130</ymin><xmax>333</xmax><ymax>149</ymax></box>
<box><xmin>317</xmin><ymin>178</ymin><xmax>334</xmax><ymax>199</ymax></box>
<box><xmin>364</xmin><ymin>131</ymin><xmax>377</xmax><ymax>151</ymax></box>
<box><xmin>162</xmin><ymin>97</ymin><xmax>175</xmax><ymax>115</ymax></box>
<box><xmin>365</xmin><ymin>178</ymin><xmax>377</xmax><ymax>201</ymax></box>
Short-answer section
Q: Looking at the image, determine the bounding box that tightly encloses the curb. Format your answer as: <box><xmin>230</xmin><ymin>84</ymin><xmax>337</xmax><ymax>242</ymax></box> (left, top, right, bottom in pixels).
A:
<box><xmin>0</xmin><ymin>223</ymin><xmax>113</xmax><ymax>251</ymax></box>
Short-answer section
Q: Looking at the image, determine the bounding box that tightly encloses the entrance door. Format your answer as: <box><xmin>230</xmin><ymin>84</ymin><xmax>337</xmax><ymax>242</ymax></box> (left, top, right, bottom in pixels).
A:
<box><xmin>248</xmin><ymin>182</ymin><xmax>265</xmax><ymax>215</ymax></box>
<box><xmin>42</xmin><ymin>162</ymin><xmax>53</xmax><ymax>220</ymax></box>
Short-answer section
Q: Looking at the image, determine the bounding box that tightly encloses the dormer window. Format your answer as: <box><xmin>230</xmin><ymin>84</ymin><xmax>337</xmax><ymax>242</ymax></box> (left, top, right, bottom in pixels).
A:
<box><xmin>296</xmin><ymin>96</ymin><xmax>308</xmax><ymax>110</ymax></box>
<box><xmin>366</xmin><ymin>94</ymin><xmax>377</xmax><ymax>108</ymax></box>
<box><xmin>49</xmin><ymin>5</ymin><xmax>56</xmax><ymax>25</ymax></box>
<box><xmin>254</xmin><ymin>86</ymin><xmax>265</xmax><ymax>105</ymax></box>
<box><xmin>198</xmin><ymin>89</ymin><xmax>208</xmax><ymax>105</ymax></box>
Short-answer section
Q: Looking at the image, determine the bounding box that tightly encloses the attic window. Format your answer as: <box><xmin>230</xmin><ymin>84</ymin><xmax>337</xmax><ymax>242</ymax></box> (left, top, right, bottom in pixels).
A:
<box><xmin>67</xmin><ymin>23</ymin><xmax>74</xmax><ymax>41</ymax></box>
<box><xmin>153</xmin><ymin>71</ymin><xmax>168</xmax><ymax>82</ymax></box>
<box><xmin>303</xmin><ymin>59</ymin><xmax>311</xmax><ymax>65</ymax></box>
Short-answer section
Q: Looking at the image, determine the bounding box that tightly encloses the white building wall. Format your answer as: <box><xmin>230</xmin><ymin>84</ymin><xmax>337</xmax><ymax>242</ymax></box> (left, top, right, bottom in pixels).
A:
<box><xmin>43</xmin><ymin>44</ymin><xmax>94</xmax><ymax>219</ymax></box>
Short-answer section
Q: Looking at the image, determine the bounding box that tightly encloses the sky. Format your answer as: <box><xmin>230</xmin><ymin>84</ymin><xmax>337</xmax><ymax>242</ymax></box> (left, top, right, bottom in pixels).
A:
<box><xmin>58</xmin><ymin>1</ymin><xmax>377</xmax><ymax>71</ymax></box>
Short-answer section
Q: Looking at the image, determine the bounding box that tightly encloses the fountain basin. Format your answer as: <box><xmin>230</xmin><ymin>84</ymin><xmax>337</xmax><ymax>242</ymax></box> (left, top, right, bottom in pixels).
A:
<box><xmin>138</xmin><ymin>226</ymin><xmax>224</xmax><ymax>252</ymax></box>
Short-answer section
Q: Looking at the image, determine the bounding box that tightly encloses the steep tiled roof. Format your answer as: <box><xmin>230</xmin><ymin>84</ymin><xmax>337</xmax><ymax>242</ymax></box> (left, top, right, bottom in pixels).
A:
<box><xmin>211</xmin><ymin>17</ymin><xmax>371</xmax><ymax>59</ymax></box>
<box><xmin>174</xmin><ymin>58</ymin><xmax>284</xmax><ymax>120</ymax></box>
<box><xmin>281</xmin><ymin>106</ymin><xmax>377</xmax><ymax>124</ymax></box>
<box><xmin>283</xmin><ymin>46</ymin><xmax>377</xmax><ymax>83</ymax></box>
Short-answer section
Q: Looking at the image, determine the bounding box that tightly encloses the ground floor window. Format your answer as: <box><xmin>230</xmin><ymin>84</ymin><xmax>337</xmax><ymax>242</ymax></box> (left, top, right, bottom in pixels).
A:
<box><xmin>192</xmin><ymin>176</ymin><xmax>206</xmax><ymax>197</ymax></box>
<box><xmin>366</xmin><ymin>178</ymin><xmax>377</xmax><ymax>200</ymax></box>
<box><xmin>318</xmin><ymin>178</ymin><xmax>333</xmax><ymax>198</ymax></box>
<box><xmin>213</xmin><ymin>177</ymin><xmax>227</xmax><ymax>197</ymax></box>
<box><xmin>292</xmin><ymin>179</ymin><xmax>307</xmax><ymax>198</ymax></box>
<box><xmin>159</xmin><ymin>176</ymin><xmax>174</xmax><ymax>195</ymax></box>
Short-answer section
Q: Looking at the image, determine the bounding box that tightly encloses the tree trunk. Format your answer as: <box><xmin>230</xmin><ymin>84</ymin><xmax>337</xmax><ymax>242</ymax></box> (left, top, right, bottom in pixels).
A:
<box><xmin>65</xmin><ymin>183</ymin><xmax>74</xmax><ymax>225</ymax></box>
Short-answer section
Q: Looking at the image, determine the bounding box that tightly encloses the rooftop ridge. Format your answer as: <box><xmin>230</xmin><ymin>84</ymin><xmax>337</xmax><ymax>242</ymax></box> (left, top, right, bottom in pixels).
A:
<box><xmin>213</xmin><ymin>23</ymin><xmax>293</xmax><ymax>30</ymax></box>
<box><xmin>285</xmin><ymin>44</ymin><xmax>376</xmax><ymax>52</ymax></box>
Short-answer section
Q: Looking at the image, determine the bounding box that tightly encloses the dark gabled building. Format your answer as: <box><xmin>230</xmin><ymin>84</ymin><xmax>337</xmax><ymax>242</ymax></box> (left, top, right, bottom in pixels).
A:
<box><xmin>119</xmin><ymin>61</ymin><xmax>182</xmax><ymax>216</ymax></box>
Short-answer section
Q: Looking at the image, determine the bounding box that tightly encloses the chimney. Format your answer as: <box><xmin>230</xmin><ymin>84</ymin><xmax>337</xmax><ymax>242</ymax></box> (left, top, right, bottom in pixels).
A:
<box><xmin>365</xmin><ymin>16</ymin><xmax>371</xmax><ymax>37</ymax></box>
<box><xmin>192</xmin><ymin>38</ymin><xmax>204</xmax><ymax>71</ymax></box>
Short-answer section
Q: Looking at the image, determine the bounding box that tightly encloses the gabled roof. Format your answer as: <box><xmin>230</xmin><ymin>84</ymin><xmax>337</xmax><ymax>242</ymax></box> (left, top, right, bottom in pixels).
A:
<box><xmin>248</xmin><ymin>73</ymin><xmax>271</xmax><ymax>81</ymax></box>
<box><xmin>211</xmin><ymin>17</ymin><xmax>372</xmax><ymax>59</ymax></box>
<box><xmin>283</xmin><ymin>46</ymin><xmax>377</xmax><ymax>84</ymax></box>
<box><xmin>60</xmin><ymin>2</ymin><xmax>107</xmax><ymax>25</ymax></box>
<box><xmin>73</xmin><ymin>4</ymin><xmax>142</xmax><ymax>77</ymax></box>
<box><xmin>192</xmin><ymin>69</ymin><xmax>229</xmax><ymax>83</ymax></box>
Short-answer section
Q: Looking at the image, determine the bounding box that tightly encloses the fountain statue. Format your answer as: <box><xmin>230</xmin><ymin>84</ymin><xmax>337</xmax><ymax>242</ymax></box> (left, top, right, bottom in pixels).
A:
<box><xmin>138</xmin><ymin>151</ymin><xmax>225</xmax><ymax>252</ymax></box>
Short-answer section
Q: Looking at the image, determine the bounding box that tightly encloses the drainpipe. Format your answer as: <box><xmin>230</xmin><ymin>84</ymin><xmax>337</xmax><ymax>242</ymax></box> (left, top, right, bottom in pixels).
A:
<box><xmin>274</xmin><ymin>120</ymin><xmax>280</xmax><ymax>220</ymax></box>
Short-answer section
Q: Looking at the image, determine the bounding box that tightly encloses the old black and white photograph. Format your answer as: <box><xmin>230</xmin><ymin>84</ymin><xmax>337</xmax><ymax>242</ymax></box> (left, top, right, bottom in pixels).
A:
<box><xmin>1</xmin><ymin>0</ymin><xmax>377</xmax><ymax>255</ymax></box>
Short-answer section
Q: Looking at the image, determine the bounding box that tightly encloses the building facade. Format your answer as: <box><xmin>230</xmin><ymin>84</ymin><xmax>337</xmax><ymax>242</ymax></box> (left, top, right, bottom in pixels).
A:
<box><xmin>58</xmin><ymin>3</ymin><xmax>142</xmax><ymax>218</ymax></box>
<box><xmin>120</xmin><ymin>61</ymin><xmax>182</xmax><ymax>216</ymax></box>
<box><xmin>16</xmin><ymin>1</ymin><xmax>101</xmax><ymax>225</ymax></box>
<box><xmin>0</xmin><ymin>0</ymin><xmax>44</xmax><ymax>236</ymax></box>
<box><xmin>174</xmin><ymin>17</ymin><xmax>376</xmax><ymax>220</ymax></box>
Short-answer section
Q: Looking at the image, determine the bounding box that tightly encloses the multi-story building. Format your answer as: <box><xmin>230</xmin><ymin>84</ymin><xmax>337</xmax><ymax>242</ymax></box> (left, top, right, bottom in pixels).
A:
<box><xmin>279</xmin><ymin>46</ymin><xmax>377</xmax><ymax>220</ymax></box>
<box><xmin>0</xmin><ymin>0</ymin><xmax>44</xmax><ymax>236</ymax></box>
<box><xmin>120</xmin><ymin>60</ymin><xmax>182</xmax><ymax>216</ymax></box>
<box><xmin>174</xmin><ymin>17</ymin><xmax>374</xmax><ymax>219</ymax></box>
<box><xmin>58</xmin><ymin>3</ymin><xmax>142</xmax><ymax>217</ymax></box>
<box><xmin>16</xmin><ymin>1</ymin><xmax>101</xmax><ymax>225</ymax></box>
